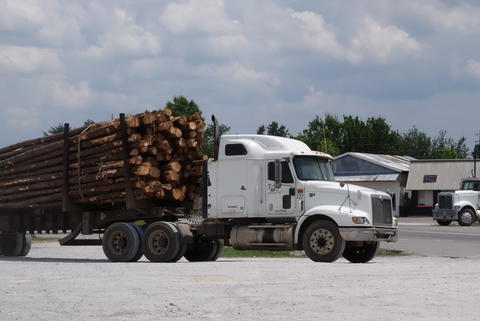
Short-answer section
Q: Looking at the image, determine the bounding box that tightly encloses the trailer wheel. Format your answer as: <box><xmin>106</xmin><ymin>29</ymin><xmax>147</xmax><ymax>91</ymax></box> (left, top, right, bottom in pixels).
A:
<box><xmin>342</xmin><ymin>241</ymin><xmax>379</xmax><ymax>263</ymax></box>
<box><xmin>102</xmin><ymin>223</ymin><xmax>141</xmax><ymax>262</ymax></box>
<box><xmin>436</xmin><ymin>219</ymin><xmax>452</xmax><ymax>226</ymax></box>
<box><xmin>302</xmin><ymin>220</ymin><xmax>345</xmax><ymax>263</ymax></box>
<box><xmin>2</xmin><ymin>232</ymin><xmax>24</xmax><ymax>257</ymax></box>
<box><xmin>19</xmin><ymin>234</ymin><xmax>32</xmax><ymax>257</ymax></box>
<box><xmin>458</xmin><ymin>208</ymin><xmax>475</xmax><ymax>226</ymax></box>
<box><xmin>143</xmin><ymin>222</ymin><xmax>181</xmax><ymax>263</ymax></box>
<box><xmin>184</xmin><ymin>239</ymin><xmax>222</xmax><ymax>262</ymax></box>
<box><xmin>129</xmin><ymin>224</ymin><xmax>144</xmax><ymax>262</ymax></box>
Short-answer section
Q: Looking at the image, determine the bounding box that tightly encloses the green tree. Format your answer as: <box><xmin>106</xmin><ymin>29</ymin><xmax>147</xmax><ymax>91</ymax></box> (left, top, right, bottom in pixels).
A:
<box><xmin>43</xmin><ymin>123</ymin><xmax>64</xmax><ymax>136</ymax></box>
<box><xmin>165</xmin><ymin>96</ymin><xmax>202</xmax><ymax>117</ymax></box>
<box><xmin>297</xmin><ymin>114</ymin><xmax>341</xmax><ymax>156</ymax></box>
<box><xmin>257</xmin><ymin>121</ymin><xmax>290</xmax><ymax>137</ymax></box>
<box><xmin>398</xmin><ymin>127</ymin><xmax>432</xmax><ymax>158</ymax></box>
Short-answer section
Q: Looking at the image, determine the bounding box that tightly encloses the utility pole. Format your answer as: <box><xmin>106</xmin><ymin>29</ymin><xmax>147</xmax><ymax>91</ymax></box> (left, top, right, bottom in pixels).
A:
<box><xmin>474</xmin><ymin>130</ymin><xmax>480</xmax><ymax>178</ymax></box>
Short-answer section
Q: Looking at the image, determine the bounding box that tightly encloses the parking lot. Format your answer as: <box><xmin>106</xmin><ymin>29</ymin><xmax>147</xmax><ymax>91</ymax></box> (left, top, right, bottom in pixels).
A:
<box><xmin>1</xmin><ymin>242</ymin><xmax>479</xmax><ymax>321</ymax></box>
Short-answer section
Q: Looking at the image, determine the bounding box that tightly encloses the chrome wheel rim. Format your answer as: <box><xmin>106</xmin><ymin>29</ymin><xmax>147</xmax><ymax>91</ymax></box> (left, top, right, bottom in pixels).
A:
<box><xmin>461</xmin><ymin>211</ymin><xmax>474</xmax><ymax>225</ymax></box>
<box><xmin>309</xmin><ymin>228</ymin><xmax>334</xmax><ymax>255</ymax></box>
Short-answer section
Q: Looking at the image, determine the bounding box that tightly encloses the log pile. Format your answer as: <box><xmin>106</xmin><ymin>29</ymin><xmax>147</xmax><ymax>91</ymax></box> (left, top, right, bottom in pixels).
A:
<box><xmin>0</xmin><ymin>109</ymin><xmax>207</xmax><ymax>208</ymax></box>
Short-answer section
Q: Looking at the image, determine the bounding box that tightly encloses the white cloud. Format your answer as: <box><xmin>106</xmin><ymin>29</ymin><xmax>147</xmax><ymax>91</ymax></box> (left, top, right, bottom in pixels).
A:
<box><xmin>41</xmin><ymin>76</ymin><xmax>92</xmax><ymax>109</ymax></box>
<box><xmin>409</xmin><ymin>1</ymin><xmax>480</xmax><ymax>33</ymax></box>
<box><xmin>349</xmin><ymin>18</ymin><xmax>421</xmax><ymax>64</ymax></box>
<box><xmin>4</xmin><ymin>106</ymin><xmax>40</xmax><ymax>129</ymax></box>
<box><xmin>160</xmin><ymin>0</ymin><xmax>239</xmax><ymax>34</ymax></box>
<box><xmin>0</xmin><ymin>45</ymin><xmax>63</xmax><ymax>73</ymax></box>
<box><xmin>202</xmin><ymin>62</ymin><xmax>279</xmax><ymax>87</ymax></box>
<box><xmin>466</xmin><ymin>59</ymin><xmax>480</xmax><ymax>78</ymax></box>
<box><xmin>291</xmin><ymin>10</ymin><xmax>343</xmax><ymax>58</ymax></box>
<box><xmin>83</xmin><ymin>8</ymin><xmax>160</xmax><ymax>59</ymax></box>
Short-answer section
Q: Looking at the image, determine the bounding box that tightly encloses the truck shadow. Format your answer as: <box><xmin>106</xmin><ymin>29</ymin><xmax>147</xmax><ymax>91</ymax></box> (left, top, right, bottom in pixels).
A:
<box><xmin>0</xmin><ymin>256</ymin><xmax>109</xmax><ymax>263</ymax></box>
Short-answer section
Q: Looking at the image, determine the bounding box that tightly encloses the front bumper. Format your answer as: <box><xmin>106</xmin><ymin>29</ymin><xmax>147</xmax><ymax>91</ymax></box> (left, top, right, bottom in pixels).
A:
<box><xmin>433</xmin><ymin>208</ymin><xmax>457</xmax><ymax>221</ymax></box>
<box><xmin>339</xmin><ymin>227</ymin><xmax>398</xmax><ymax>242</ymax></box>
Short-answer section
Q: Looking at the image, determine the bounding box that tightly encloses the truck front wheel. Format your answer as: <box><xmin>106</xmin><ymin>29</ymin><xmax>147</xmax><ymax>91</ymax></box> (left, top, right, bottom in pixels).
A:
<box><xmin>302</xmin><ymin>220</ymin><xmax>345</xmax><ymax>263</ymax></box>
<box><xmin>458</xmin><ymin>208</ymin><xmax>476</xmax><ymax>226</ymax></box>
<box><xmin>184</xmin><ymin>239</ymin><xmax>223</xmax><ymax>262</ymax></box>
<box><xmin>436</xmin><ymin>219</ymin><xmax>452</xmax><ymax>226</ymax></box>
<box><xmin>342</xmin><ymin>241</ymin><xmax>379</xmax><ymax>263</ymax></box>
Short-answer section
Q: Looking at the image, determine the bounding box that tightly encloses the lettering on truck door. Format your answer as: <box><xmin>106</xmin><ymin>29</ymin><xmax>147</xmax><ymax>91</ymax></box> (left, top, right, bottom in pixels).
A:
<box><xmin>265</xmin><ymin>160</ymin><xmax>296</xmax><ymax>216</ymax></box>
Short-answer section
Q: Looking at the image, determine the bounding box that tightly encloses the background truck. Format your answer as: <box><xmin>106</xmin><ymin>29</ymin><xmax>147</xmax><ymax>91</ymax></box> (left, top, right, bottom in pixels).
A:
<box><xmin>0</xmin><ymin>113</ymin><xmax>398</xmax><ymax>263</ymax></box>
<box><xmin>433</xmin><ymin>178</ymin><xmax>480</xmax><ymax>226</ymax></box>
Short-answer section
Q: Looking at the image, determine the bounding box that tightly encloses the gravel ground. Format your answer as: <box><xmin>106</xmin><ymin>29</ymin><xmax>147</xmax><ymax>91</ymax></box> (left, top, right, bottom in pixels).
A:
<box><xmin>1</xmin><ymin>243</ymin><xmax>479</xmax><ymax>321</ymax></box>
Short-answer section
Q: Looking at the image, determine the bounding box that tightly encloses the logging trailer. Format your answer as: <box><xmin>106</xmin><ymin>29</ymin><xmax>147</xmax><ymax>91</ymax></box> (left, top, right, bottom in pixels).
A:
<box><xmin>0</xmin><ymin>115</ymin><xmax>397</xmax><ymax>263</ymax></box>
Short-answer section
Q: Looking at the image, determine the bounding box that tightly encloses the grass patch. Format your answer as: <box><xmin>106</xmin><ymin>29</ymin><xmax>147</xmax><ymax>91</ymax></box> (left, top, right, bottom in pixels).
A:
<box><xmin>221</xmin><ymin>247</ymin><xmax>408</xmax><ymax>258</ymax></box>
<box><xmin>377</xmin><ymin>249</ymin><xmax>409</xmax><ymax>256</ymax></box>
<box><xmin>32</xmin><ymin>235</ymin><xmax>60</xmax><ymax>243</ymax></box>
<box><xmin>221</xmin><ymin>247</ymin><xmax>305</xmax><ymax>258</ymax></box>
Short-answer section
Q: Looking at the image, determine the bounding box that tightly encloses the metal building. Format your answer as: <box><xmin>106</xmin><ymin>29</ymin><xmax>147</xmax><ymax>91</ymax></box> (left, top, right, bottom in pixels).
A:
<box><xmin>332</xmin><ymin>152</ymin><xmax>414</xmax><ymax>217</ymax></box>
<box><xmin>405</xmin><ymin>159</ymin><xmax>478</xmax><ymax>215</ymax></box>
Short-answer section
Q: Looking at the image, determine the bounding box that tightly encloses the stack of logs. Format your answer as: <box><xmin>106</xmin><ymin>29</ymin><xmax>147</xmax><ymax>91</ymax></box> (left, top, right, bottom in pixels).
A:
<box><xmin>0</xmin><ymin>109</ymin><xmax>207</xmax><ymax>208</ymax></box>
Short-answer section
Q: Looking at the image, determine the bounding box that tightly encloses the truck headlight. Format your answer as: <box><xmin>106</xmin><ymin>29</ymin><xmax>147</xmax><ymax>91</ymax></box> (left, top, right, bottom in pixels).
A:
<box><xmin>454</xmin><ymin>205</ymin><xmax>461</xmax><ymax>211</ymax></box>
<box><xmin>352</xmin><ymin>217</ymin><xmax>370</xmax><ymax>225</ymax></box>
<box><xmin>393</xmin><ymin>217</ymin><xmax>398</xmax><ymax>227</ymax></box>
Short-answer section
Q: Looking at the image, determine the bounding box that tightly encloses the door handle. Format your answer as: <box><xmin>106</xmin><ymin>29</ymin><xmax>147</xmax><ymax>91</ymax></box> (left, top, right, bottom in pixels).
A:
<box><xmin>309</xmin><ymin>192</ymin><xmax>316</xmax><ymax>197</ymax></box>
<box><xmin>241</xmin><ymin>185</ymin><xmax>246</xmax><ymax>191</ymax></box>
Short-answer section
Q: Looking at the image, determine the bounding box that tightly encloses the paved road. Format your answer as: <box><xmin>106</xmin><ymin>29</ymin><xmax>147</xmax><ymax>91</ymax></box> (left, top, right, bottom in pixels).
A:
<box><xmin>382</xmin><ymin>216</ymin><xmax>480</xmax><ymax>259</ymax></box>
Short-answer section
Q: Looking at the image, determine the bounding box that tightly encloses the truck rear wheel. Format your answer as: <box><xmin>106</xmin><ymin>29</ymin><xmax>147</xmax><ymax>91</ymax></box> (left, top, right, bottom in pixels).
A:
<box><xmin>458</xmin><ymin>208</ymin><xmax>475</xmax><ymax>226</ymax></box>
<box><xmin>143</xmin><ymin>222</ymin><xmax>181</xmax><ymax>262</ymax></box>
<box><xmin>2</xmin><ymin>232</ymin><xmax>28</xmax><ymax>257</ymax></box>
<box><xmin>184</xmin><ymin>239</ymin><xmax>223</xmax><ymax>262</ymax></box>
<box><xmin>19</xmin><ymin>234</ymin><xmax>32</xmax><ymax>256</ymax></box>
<box><xmin>102</xmin><ymin>223</ymin><xmax>141</xmax><ymax>262</ymax></box>
<box><xmin>129</xmin><ymin>224</ymin><xmax>144</xmax><ymax>262</ymax></box>
<box><xmin>342</xmin><ymin>241</ymin><xmax>379</xmax><ymax>263</ymax></box>
<box><xmin>302</xmin><ymin>220</ymin><xmax>345</xmax><ymax>263</ymax></box>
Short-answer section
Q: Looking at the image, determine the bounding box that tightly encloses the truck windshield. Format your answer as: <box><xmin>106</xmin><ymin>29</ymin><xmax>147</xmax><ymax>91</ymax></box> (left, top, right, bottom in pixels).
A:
<box><xmin>293</xmin><ymin>156</ymin><xmax>335</xmax><ymax>181</ymax></box>
<box><xmin>461</xmin><ymin>181</ymin><xmax>480</xmax><ymax>191</ymax></box>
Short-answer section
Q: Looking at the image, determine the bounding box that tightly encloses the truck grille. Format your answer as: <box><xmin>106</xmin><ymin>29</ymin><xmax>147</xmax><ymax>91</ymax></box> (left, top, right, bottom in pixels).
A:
<box><xmin>438</xmin><ymin>194</ymin><xmax>453</xmax><ymax>209</ymax></box>
<box><xmin>371</xmin><ymin>196</ymin><xmax>393</xmax><ymax>226</ymax></box>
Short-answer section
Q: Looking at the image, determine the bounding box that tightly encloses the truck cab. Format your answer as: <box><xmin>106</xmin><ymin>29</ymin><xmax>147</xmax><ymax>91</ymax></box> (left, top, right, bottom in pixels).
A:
<box><xmin>206</xmin><ymin>135</ymin><xmax>397</xmax><ymax>262</ymax></box>
<box><xmin>433</xmin><ymin>178</ymin><xmax>480</xmax><ymax>226</ymax></box>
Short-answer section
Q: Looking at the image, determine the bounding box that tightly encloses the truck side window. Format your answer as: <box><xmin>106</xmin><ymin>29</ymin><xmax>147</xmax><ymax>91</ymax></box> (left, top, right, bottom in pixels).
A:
<box><xmin>267</xmin><ymin>161</ymin><xmax>294</xmax><ymax>183</ymax></box>
<box><xmin>225</xmin><ymin>144</ymin><xmax>247</xmax><ymax>156</ymax></box>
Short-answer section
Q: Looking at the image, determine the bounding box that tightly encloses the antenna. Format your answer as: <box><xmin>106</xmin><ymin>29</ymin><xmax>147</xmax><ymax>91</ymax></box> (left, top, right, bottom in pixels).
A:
<box><xmin>321</xmin><ymin>117</ymin><xmax>328</xmax><ymax>153</ymax></box>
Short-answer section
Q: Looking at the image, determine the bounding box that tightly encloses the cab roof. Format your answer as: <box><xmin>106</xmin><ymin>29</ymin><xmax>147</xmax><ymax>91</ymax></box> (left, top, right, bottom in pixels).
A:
<box><xmin>219</xmin><ymin>135</ymin><xmax>333</xmax><ymax>160</ymax></box>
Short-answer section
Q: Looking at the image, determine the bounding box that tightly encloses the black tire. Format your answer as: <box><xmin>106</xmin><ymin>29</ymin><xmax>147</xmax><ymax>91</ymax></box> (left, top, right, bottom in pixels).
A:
<box><xmin>184</xmin><ymin>239</ymin><xmax>223</xmax><ymax>262</ymax></box>
<box><xmin>342</xmin><ymin>241</ymin><xmax>379</xmax><ymax>263</ymax></box>
<box><xmin>436</xmin><ymin>219</ymin><xmax>452</xmax><ymax>226</ymax></box>
<box><xmin>210</xmin><ymin>240</ymin><xmax>224</xmax><ymax>261</ymax></box>
<box><xmin>143</xmin><ymin>222</ymin><xmax>181</xmax><ymax>262</ymax></box>
<box><xmin>458</xmin><ymin>208</ymin><xmax>476</xmax><ymax>226</ymax></box>
<box><xmin>19</xmin><ymin>234</ymin><xmax>32</xmax><ymax>257</ymax></box>
<box><xmin>2</xmin><ymin>232</ymin><xmax>24</xmax><ymax>257</ymax></box>
<box><xmin>102</xmin><ymin>222</ymin><xmax>141</xmax><ymax>262</ymax></box>
<box><xmin>166</xmin><ymin>222</ymin><xmax>187</xmax><ymax>263</ymax></box>
<box><xmin>129</xmin><ymin>224</ymin><xmax>144</xmax><ymax>262</ymax></box>
<box><xmin>302</xmin><ymin>220</ymin><xmax>345</xmax><ymax>263</ymax></box>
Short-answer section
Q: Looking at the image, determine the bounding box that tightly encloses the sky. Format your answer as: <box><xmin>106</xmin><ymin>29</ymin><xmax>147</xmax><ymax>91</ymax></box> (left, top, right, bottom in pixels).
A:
<box><xmin>1</xmin><ymin>0</ymin><xmax>480</xmax><ymax>151</ymax></box>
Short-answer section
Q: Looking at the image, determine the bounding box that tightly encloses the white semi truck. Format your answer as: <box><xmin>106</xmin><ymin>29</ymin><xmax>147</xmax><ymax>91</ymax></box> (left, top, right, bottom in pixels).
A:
<box><xmin>433</xmin><ymin>178</ymin><xmax>480</xmax><ymax>226</ymax></box>
<box><xmin>0</xmin><ymin>117</ymin><xmax>398</xmax><ymax>263</ymax></box>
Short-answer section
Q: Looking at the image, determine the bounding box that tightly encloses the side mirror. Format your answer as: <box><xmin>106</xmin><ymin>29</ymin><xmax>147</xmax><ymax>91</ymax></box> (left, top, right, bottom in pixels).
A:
<box><xmin>274</xmin><ymin>159</ymin><xmax>282</xmax><ymax>189</ymax></box>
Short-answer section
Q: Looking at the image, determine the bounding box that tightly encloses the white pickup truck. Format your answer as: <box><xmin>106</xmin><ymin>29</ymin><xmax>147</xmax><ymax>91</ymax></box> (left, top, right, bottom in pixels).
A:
<box><xmin>433</xmin><ymin>179</ymin><xmax>480</xmax><ymax>226</ymax></box>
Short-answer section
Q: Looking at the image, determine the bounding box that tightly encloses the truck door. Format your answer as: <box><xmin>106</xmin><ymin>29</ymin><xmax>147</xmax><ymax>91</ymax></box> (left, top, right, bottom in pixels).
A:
<box><xmin>265</xmin><ymin>160</ymin><xmax>296</xmax><ymax>216</ymax></box>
